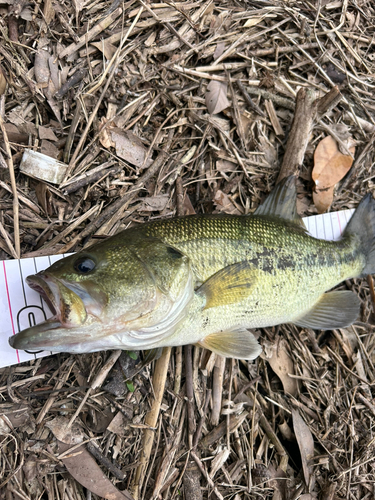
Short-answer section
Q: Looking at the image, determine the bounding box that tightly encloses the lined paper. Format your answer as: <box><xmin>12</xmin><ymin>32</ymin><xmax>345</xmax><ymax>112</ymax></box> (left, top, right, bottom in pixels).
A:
<box><xmin>0</xmin><ymin>209</ymin><xmax>355</xmax><ymax>369</ymax></box>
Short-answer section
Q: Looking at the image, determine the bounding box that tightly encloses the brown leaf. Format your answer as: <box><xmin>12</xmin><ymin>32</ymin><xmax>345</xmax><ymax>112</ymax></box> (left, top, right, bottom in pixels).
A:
<box><xmin>139</xmin><ymin>195</ymin><xmax>170</xmax><ymax>212</ymax></box>
<box><xmin>91</xmin><ymin>38</ymin><xmax>118</xmax><ymax>60</ymax></box>
<box><xmin>292</xmin><ymin>409</ymin><xmax>314</xmax><ymax>488</ymax></box>
<box><xmin>312</xmin><ymin>185</ymin><xmax>334</xmax><ymax>214</ymax></box>
<box><xmin>39</xmin><ymin>126</ymin><xmax>58</xmax><ymax>141</ymax></box>
<box><xmin>264</xmin><ymin>338</ymin><xmax>299</xmax><ymax>396</ymax></box>
<box><xmin>312</xmin><ymin>135</ymin><xmax>355</xmax><ymax>189</ymax></box>
<box><xmin>40</xmin><ymin>139</ymin><xmax>59</xmax><ymax>159</ymax></box>
<box><xmin>183</xmin><ymin>193</ymin><xmax>196</xmax><ymax>215</ymax></box>
<box><xmin>214</xmin><ymin>190</ymin><xmax>241</xmax><ymax>215</ymax></box>
<box><xmin>312</xmin><ymin>135</ymin><xmax>355</xmax><ymax>212</ymax></box>
<box><xmin>213</xmin><ymin>42</ymin><xmax>226</xmax><ymax>60</ymax></box>
<box><xmin>216</xmin><ymin>159</ymin><xmax>237</xmax><ymax>172</ymax></box>
<box><xmin>0</xmin><ymin>404</ymin><xmax>31</xmax><ymax>434</ymax></box>
<box><xmin>34</xmin><ymin>48</ymin><xmax>50</xmax><ymax>85</ymax></box>
<box><xmin>111</xmin><ymin>129</ymin><xmax>153</xmax><ymax>168</ymax></box>
<box><xmin>58</xmin><ymin>441</ymin><xmax>133</xmax><ymax>500</ymax></box>
<box><xmin>107</xmin><ymin>411</ymin><xmax>128</xmax><ymax>437</ymax></box>
<box><xmin>205</xmin><ymin>80</ymin><xmax>230</xmax><ymax>115</ymax></box>
<box><xmin>34</xmin><ymin>182</ymin><xmax>53</xmax><ymax>215</ymax></box>
<box><xmin>99</xmin><ymin>118</ymin><xmax>116</xmax><ymax>149</ymax></box>
<box><xmin>45</xmin><ymin>416</ymin><xmax>86</xmax><ymax>444</ymax></box>
<box><xmin>47</xmin><ymin>417</ymin><xmax>133</xmax><ymax>500</ymax></box>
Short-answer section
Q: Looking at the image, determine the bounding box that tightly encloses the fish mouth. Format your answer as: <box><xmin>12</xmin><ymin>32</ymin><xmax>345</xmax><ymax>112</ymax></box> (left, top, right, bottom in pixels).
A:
<box><xmin>9</xmin><ymin>273</ymin><xmax>89</xmax><ymax>351</ymax></box>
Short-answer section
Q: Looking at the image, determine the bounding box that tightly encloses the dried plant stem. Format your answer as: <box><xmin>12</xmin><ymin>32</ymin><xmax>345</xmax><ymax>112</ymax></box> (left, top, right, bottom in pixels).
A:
<box><xmin>67</xmin><ymin>350</ymin><xmax>122</xmax><ymax>429</ymax></box>
<box><xmin>0</xmin><ymin>220</ymin><xmax>18</xmax><ymax>259</ymax></box>
<box><xmin>259</xmin><ymin>413</ymin><xmax>288</xmax><ymax>472</ymax></box>
<box><xmin>132</xmin><ymin>346</ymin><xmax>171</xmax><ymax>499</ymax></box>
<box><xmin>0</xmin><ymin>115</ymin><xmax>20</xmax><ymax>258</ymax></box>
<box><xmin>211</xmin><ymin>355</ymin><xmax>225</xmax><ymax>426</ymax></box>
<box><xmin>66</xmin><ymin>6</ymin><xmax>144</xmax><ymax>175</ymax></box>
<box><xmin>58</xmin><ymin>7</ymin><xmax>123</xmax><ymax>59</ymax></box>
<box><xmin>36</xmin><ymin>357</ymin><xmax>76</xmax><ymax>425</ymax></box>
<box><xmin>185</xmin><ymin>345</ymin><xmax>196</xmax><ymax>447</ymax></box>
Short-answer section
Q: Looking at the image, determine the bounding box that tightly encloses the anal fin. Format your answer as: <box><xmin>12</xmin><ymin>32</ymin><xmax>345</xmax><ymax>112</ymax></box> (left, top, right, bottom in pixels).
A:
<box><xmin>198</xmin><ymin>328</ymin><xmax>262</xmax><ymax>360</ymax></box>
<box><xmin>293</xmin><ymin>290</ymin><xmax>360</xmax><ymax>330</ymax></box>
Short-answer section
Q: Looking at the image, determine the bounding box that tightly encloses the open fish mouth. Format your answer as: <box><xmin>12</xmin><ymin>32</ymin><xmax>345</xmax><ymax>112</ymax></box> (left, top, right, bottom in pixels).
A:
<box><xmin>9</xmin><ymin>273</ymin><xmax>88</xmax><ymax>350</ymax></box>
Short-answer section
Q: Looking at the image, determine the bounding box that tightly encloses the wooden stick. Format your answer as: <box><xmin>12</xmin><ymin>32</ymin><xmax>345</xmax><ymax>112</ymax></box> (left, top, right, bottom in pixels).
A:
<box><xmin>277</xmin><ymin>86</ymin><xmax>342</xmax><ymax>183</ymax></box>
<box><xmin>58</xmin><ymin>7</ymin><xmax>123</xmax><ymax>59</ymax></box>
<box><xmin>131</xmin><ymin>347</ymin><xmax>171</xmax><ymax>499</ymax></box>
<box><xmin>0</xmin><ymin>115</ymin><xmax>20</xmax><ymax>257</ymax></box>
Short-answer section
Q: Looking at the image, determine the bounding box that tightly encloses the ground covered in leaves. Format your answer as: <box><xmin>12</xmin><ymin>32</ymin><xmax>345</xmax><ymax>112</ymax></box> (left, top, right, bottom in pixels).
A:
<box><xmin>1</xmin><ymin>0</ymin><xmax>375</xmax><ymax>499</ymax></box>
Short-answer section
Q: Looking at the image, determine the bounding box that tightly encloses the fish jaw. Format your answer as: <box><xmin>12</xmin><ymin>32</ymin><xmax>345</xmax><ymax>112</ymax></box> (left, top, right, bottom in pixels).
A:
<box><xmin>9</xmin><ymin>272</ymin><xmax>89</xmax><ymax>351</ymax></box>
<box><xmin>8</xmin><ymin>319</ymin><xmax>92</xmax><ymax>351</ymax></box>
<box><xmin>26</xmin><ymin>273</ymin><xmax>88</xmax><ymax>327</ymax></box>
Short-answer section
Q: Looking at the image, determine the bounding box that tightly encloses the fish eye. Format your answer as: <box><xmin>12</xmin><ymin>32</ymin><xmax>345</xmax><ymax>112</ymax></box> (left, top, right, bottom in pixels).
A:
<box><xmin>166</xmin><ymin>246</ymin><xmax>183</xmax><ymax>259</ymax></box>
<box><xmin>74</xmin><ymin>257</ymin><xmax>96</xmax><ymax>274</ymax></box>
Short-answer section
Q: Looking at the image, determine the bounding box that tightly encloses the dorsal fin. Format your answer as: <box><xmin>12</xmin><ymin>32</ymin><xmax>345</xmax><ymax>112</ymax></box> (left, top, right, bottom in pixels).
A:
<box><xmin>253</xmin><ymin>176</ymin><xmax>305</xmax><ymax>228</ymax></box>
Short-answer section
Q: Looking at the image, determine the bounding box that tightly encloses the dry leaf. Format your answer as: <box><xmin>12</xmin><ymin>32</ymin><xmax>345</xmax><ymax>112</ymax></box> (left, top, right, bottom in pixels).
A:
<box><xmin>139</xmin><ymin>195</ymin><xmax>169</xmax><ymax>212</ymax></box>
<box><xmin>312</xmin><ymin>135</ymin><xmax>355</xmax><ymax>213</ymax></box>
<box><xmin>263</xmin><ymin>338</ymin><xmax>299</xmax><ymax>396</ymax></box>
<box><xmin>213</xmin><ymin>42</ymin><xmax>226</xmax><ymax>60</ymax></box>
<box><xmin>0</xmin><ymin>404</ymin><xmax>31</xmax><ymax>434</ymax></box>
<box><xmin>183</xmin><ymin>193</ymin><xmax>196</xmax><ymax>215</ymax></box>
<box><xmin>40</xmin><ymin>139</ymin><xmax>59</xmax><ymax>159</ymax></box>
<box><xmin>292</xmin><ymin>409</ymin><xmax>314</xmax><ymax>488</ymax></box>
<box><xmin>313</xmin><ymin>135</ymin><xmax>355</xmax><ymax>188</ymax></box>
<box><xmin>111</xmin><ymin>129</ymin><xmax>153</xmax><ymax>168</ymax></box>
<box><xmin>57</xmin><ymin>441</ymin><xmax>133</xmax><ymax>500</ymax></box>
<box><xmin>208</xmin><ymin>114</ymin><xmax>231</xmax><ymax>132</ymax></box>
<box><xmin>91</xmin><ymin>38</ymin><xmax>118</xmax><ymax>60</ymax></box>
<box><xmin>107</xmin><ymin>411</ymin><xmax>128</xmax><ymax>437</ymax></box>
<box><xmin>38</xmin><ymin>126</ymin><xmax>58</xmax><ymax>141</ymax></box>
<box><xmin>214</xmin><ymin>190</ymin><xmax>241</xmax><ymax>215</ymax></box>
<box><xmin>243</xmin><ymin>17</ymin><xmax>263</xmax><ymax>27</ymax></box>
<box><xmin>34</xmin><ymin>182</ymin><xmax>53</xmax><ymax>216</ymax></box>
<box><xmin>312</xmin><ymin>185</ymin><xmax>335</xmax><ymax>214</ymax></box>
<box><xmin>47</xmin><ymin>417</ymin><xmax>133</xmax><ymax>500</ymax></box>
<box><xmin>205</xmin><ymin>80</ymin><xmax>230</xmax><ymax>115</ymax></box>
<box><xmin>99</xmin><ymin>117</ymin><xmax>116</xmax><ymax>149</ymax></box>
<box><xmin>34</xmin><ymin>48</ymin><xmax>50</xmax><ymax>85</ymax></box>
<box><xmin>216</xmin><ymin>159</ymin><xmax>237</xmax><ymax>172</ymax></box>
<box><xmin>45</xmin><ymin>416</ymin><xmax>86</xmax><ymax>444</ymax></box>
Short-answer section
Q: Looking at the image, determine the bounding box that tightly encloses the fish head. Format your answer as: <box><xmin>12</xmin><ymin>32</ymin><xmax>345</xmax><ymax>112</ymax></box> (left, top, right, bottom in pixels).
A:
<box><xmin>9</xmin><ymin>233</ymin><xmax>194</xmax><ymax>353</ymax></box>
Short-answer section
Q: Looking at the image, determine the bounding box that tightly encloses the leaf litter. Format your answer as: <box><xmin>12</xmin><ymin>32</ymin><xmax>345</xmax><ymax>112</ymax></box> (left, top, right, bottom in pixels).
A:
<box><xmin>0</xmin><ymin>1</ymin><xmax>375</xmax><ymax>499</ymax></box>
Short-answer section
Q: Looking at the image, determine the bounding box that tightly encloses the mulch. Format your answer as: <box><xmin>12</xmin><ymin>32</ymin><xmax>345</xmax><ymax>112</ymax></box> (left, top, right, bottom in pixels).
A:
<box><xmin>1</xmin><ymin>1</ymin><xmax>375</xmax><ymax>499</ymax></box>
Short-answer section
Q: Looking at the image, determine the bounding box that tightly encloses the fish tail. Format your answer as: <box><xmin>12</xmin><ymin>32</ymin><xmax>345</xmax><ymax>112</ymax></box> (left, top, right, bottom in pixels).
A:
<box><xmin>344</xmin><ymin>194</ymin><xmax>375</xmax><ymax>277</ymax></box>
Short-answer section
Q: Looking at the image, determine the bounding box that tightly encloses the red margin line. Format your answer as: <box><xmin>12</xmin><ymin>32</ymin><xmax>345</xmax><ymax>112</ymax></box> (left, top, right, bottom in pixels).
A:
<box><xmin>3</xmin><ymin>261</ymin><xmax>20</xmax><ymax>363</ymax></box>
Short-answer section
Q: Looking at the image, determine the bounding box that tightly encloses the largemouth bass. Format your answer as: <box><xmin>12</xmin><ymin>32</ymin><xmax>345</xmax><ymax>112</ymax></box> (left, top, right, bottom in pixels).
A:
<box><xmin>9</xmin><ymin>177</ymin><xmax>375</xmax><ymax>359</ymax></box>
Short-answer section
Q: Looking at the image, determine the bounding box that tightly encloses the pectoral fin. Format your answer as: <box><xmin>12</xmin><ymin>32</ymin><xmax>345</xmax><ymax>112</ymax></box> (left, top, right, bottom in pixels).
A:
<box><xmin>293</xmin><ymin>290</ymin><xmax>360</xmax><ymax>330</ymax></box>
<box><xmin>198</xmin><ymin>328</ymin><xmax>262</xmax><ymax>360</ymax></box>
<box><xmin>197</xmin><ymin>262</ymin><xmax>258</xmax><ymax>310</ymax></box>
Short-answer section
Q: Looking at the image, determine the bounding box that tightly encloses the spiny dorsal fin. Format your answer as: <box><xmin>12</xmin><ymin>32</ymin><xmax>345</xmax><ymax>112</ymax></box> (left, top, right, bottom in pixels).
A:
<box><xmin>254</xmin><ymin>176</ymin><xmax>305</xmax><ymax>228</ymax></box>
<box><xmin>293</xmin><ymin>290</ymin><xmax>360</xmax><ymax>330</ymax></box>
<box><xmin>198</xmin><ymin>328</ymin><xmax>262</xmax><ymax>360</ymax></box>
<box><xmin>197</xmin><ymin>261</ymin><xmax>258</xmax><ymax>310</ymax></box>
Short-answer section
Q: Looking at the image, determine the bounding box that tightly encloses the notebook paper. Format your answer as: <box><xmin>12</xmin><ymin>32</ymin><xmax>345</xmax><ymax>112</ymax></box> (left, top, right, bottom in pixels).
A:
<box><xmin>0</xmin><ymin>209</ymin><xmax>355</xmax><ymax>369</ymax></box>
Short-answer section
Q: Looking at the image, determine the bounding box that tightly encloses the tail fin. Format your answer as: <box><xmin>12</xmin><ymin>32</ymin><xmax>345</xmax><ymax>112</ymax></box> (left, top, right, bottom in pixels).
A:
<box><xmin>344</xmin><ymin>194</ymin><xmax>375</xmax><ymax>277</ymax></box>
